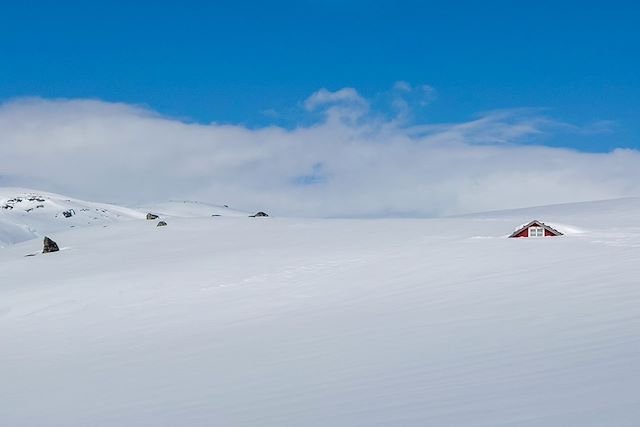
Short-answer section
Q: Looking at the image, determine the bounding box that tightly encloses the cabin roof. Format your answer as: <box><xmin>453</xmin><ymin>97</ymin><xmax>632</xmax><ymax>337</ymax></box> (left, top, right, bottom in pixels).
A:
<box><xmin>509</xmin><ymin>220</ymin><xmax>563</xmax><ymax>238</ymax></box>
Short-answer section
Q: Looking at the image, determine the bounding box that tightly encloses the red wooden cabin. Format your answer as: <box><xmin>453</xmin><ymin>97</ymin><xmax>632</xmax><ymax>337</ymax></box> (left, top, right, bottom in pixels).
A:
<box><xmin>509</xmin><ymin>220</ymin><xmax>563</xmax><ymax>238</ymax></box>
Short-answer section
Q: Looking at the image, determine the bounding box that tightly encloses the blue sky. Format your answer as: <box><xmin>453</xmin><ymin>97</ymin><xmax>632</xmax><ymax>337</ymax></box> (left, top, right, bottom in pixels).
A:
<box><xmin>1</xmin><ymin>1</ymin><xmax>639</xmax><ymax>152</ymax></box>
<box><xmin>2</xmin><ymin>1</ymin><xmax>640</xmax><ymax>216</ymax></box>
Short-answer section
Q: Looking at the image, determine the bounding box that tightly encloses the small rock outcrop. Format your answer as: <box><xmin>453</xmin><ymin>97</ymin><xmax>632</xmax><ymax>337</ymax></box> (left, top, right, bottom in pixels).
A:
<box><xmin>43</xmin><ymin>236</ymin><xmax>59</xmax><ymax>253</ymax></box>
<box><xmin>157</xmin><ymin>221</ymin><xmax>168</xmax><ymax>227</ymax></box>
<box><xmin>250</xmin><ymin>212</ymin><xmax>269</xmax><ymax>217</ymax></box>
<box><xmin>146</xmin><ymin>213</ymin><xmax>159</xmax><ymax>220</ymax></box>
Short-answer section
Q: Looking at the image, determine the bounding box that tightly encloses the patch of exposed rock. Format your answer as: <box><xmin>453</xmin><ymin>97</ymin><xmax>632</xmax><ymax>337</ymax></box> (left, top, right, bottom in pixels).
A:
<box><xmin>43</xmin><ymin>236</ymin><xmax>59</xmax><ymax>253</ymax></box>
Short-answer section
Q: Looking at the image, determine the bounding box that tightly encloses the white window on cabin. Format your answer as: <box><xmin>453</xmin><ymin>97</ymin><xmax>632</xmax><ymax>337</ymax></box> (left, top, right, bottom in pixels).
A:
<box><xmin>528</xmin><ymin>226</ymin><xmax>544</xmax><ymax>237</ymax></box>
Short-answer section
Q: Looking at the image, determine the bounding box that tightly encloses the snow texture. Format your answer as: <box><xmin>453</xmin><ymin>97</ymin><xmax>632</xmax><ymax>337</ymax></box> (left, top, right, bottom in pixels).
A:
<box><xmin>1</xmin><ymin>191</ymin><xmax>640</xmax><ymax>426</ymax></box>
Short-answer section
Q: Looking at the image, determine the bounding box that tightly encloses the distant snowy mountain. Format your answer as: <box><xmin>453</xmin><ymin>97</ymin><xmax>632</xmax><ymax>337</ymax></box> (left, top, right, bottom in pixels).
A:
<box><xmin>139</xmin><ymin>200</ymin><xmax>249</xmax><ymax>218</ymax></box>
<box><xmin>1</xmin><ymin>196</ymin><xmax>640</xmax><ymax>426</ymax></box>
<box><xmin>0</xmin><ymin>188</ymin><xmax>252</xmax><ymax>247</ymax></box>
<box><xmin>457</xmin><ymin>196</ymin><xmax>640</xmax><ymax>222</ymax></box>
<box><xmin>0</xmin><ymin>188</ymin><xmax>144</xmax><ymax>247</ymax></box>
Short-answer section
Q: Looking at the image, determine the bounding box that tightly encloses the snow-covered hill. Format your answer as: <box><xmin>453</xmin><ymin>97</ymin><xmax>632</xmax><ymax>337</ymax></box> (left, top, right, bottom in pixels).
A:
<box><xmin>0</xmin><ymin>188</ymin><xmax>144</xmax><ymax>247</ymax></box>
<box><xmin>1</xmin><ymin>196</ymin><xmax>640</xmax><ymax>426</ymax></box>
<box><xmin>0</xmin><ymin>188</ymin><xmax>250</xmax><ymax>247</ymax></box>
<box><xmin>140</xmin><ymin>200</ymin><xmax>250</xmax><ymax>218</ymax></box>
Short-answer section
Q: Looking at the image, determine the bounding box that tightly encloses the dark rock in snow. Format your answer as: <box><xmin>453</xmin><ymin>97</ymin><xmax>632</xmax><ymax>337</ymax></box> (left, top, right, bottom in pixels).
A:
<box><xmin>62</xmin><ymin>209</ymin><xmax>75</xmax><ymax>218</ymax></box>
<box><xmin>43</xmin><ymin>236</ymin><xmax>59</xmax><ymax>253</ymax></box>
<box><xmin>157</xmin><ymin>221</ymin><xmax>168</xmax><ymax>227</ymax></box>
<box><xmin>250</xmin><ymin>211</ymin><xmax>269</xmax><ymax>217</ymax></box>
<box><xmin>146</xmin><ymin>213</ymin><xmax>159</xmax><ymax>220</ymax></box>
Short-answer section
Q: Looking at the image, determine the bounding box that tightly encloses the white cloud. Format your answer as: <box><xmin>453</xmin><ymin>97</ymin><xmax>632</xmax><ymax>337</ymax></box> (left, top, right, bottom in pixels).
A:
<box><xmin>304</xmin><ymin>87</ymin><xmax>368</xmax><ymax>111</ymax></box>
<box><xmin>389</xmin><ymin>81</ymin><xmax>437</xmax><ymax>120</ymax></box>
<box><xmin>0</xmin><ymin>95</ymin><xmax>638</xmax><ymax>217</ymax></box>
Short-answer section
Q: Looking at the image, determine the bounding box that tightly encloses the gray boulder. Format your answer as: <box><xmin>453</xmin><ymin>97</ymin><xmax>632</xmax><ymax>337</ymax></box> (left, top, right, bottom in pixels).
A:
<box><xmin>146</xmin><ymin>213</ymin><xmax>159</xmax><ymax>220</ymax></box>
<box><xmin>157</xmin><ymin>221</ymin><xmax>168</xmax><ymax>227</ymax></box>
<box><xmin>250</xmin><ymin>211</ymin><xmax>269</xmax><ymax>217</ymax></box>
<box><xmin>43</xmin><ymin>236</ymin><xmax>59</xmax><ymax>253</ymax></box>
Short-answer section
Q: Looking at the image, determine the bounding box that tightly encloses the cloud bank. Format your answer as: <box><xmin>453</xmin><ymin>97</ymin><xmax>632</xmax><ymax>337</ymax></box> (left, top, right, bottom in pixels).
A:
<box><xmin>0</xmin><ymin>90</ymin><xmax>639</xmax><ymax>217</ymax></box>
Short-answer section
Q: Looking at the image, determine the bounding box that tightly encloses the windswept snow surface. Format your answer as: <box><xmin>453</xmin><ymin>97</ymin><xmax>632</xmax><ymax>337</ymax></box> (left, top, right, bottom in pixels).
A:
<box><xmin>1</xmin><ymin>198</ymin><xmax>640</xmax><ymax>426</ymax></box>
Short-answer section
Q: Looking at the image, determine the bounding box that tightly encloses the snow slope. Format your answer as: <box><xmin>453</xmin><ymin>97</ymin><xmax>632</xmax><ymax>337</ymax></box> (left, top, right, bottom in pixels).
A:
<box><xmin>0</xmin><ymin>188</ymin><xmax>250</xmax><ymax>247</ymax></box>
<box><xmin>1</xmin><ymin>197</ymin><xmax>640</xmax><ymax>426</ymax></box>
<box><xmin>0</xmin><ymin>188</ymin><xmax>144</xmax><ymax>247</ymax></box>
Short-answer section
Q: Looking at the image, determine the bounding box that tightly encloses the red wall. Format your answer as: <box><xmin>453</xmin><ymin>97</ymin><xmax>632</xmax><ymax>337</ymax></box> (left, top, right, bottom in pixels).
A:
<box><xmin>512</xmin><ymin>226</ymin><xmax>559</xmax><ymax>238</ymax></box>
<box><xmin>513</xmin><ymin>228</ymin><xmax>529</xmax><ymax>238</ymax></box>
